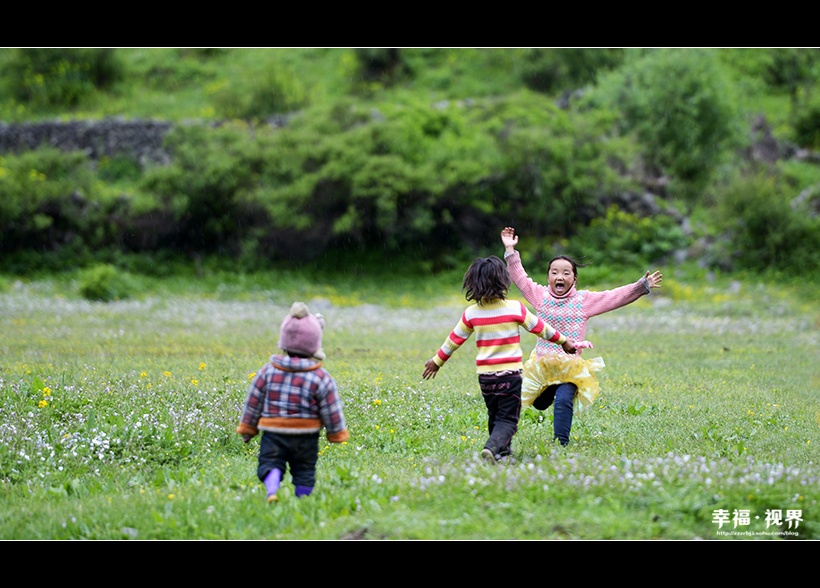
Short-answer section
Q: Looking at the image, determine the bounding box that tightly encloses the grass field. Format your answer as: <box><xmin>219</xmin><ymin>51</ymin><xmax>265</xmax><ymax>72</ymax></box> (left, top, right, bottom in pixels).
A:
<box><xmin>1</xmin><ymin>268</ymin><xmax>818</xmax><ymax>540</ymax></box>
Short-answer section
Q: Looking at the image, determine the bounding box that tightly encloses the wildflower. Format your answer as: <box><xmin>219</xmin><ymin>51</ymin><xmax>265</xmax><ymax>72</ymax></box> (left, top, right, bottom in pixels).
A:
<box><xmin>163</xmin><ymin>371</ymin><xmax>172</xmax><ymax>378</ymax></box>
<box><xmin>248</xmin><ymin>372</ymin><xmax>256</xmax><ymax>380</ymax></box>
<box><xmin>140</xmin><ymin>371</ymin><xmax>147</xmax><ymax>378</ymax></box>
<box><xmin>38</xmin><ymin>399</ymin><xmax>48</xmax><ymax>408</ymax></box>
<box><xmin>191</xmin><ymin>379</ymin><xmax>199</xmax><ymax>386</ymax></box>
<box><xmin>199</xmin><ymin>362</ymin><xmax>207</xmax><ymax>371</ymax></box>
<box><xmin>42</xmin><ymin>387</ymin><xmax>52</xmax><ymax>397</ymax></box>
<box><xmin>372</xmin><ymin>399</ymin><xmax>382</xmax><ymax>406</ymax></box>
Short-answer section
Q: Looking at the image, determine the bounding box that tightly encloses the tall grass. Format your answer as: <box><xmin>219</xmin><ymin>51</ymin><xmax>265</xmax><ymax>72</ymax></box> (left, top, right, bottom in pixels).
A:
<box><xmin>0</xmin><ymin>269</ymin><xmax>817</xmax><ymax>540</ymax></box>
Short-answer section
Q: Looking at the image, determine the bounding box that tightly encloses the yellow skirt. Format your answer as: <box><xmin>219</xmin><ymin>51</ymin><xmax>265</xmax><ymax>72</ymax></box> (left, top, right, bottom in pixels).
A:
<box><xmin>521</xmin><ymin>349</ymin><xmax>606</xmax><ymax>414</ymax></box>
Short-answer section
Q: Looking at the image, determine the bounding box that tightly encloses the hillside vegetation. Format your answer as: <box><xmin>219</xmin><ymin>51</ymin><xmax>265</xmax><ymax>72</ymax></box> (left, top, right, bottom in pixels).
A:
<box><xmin>0</xmin><ymin>48</ymin><xmax>819</xmax><ymax>282</ymax></box>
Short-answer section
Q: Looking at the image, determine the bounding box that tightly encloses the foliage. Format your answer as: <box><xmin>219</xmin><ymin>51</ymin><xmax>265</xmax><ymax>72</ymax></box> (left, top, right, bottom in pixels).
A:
<box><xmin>792</xmin><ymin>94</ymin><xmax>820</xmax><ymax>150</ymax></box>
<box><xmin>137</xmin><ymin>123</ymin><xmax>260</xmax><ymax>256</ymax></box>
<box><xmin>352</xmin><ymin>48</ymin><xmax>411</xmax><ymax>89</ymax></box>
<box><xmin>130</xmin><ymin>93</ymin><xmax>636</xmax><ymax>266</ymax></box>
<box><xmin>711</xmin><ymin>167</ymin><xmax>820</xmax><ymax>273</ymax></box>
<box><xmin>568</xmin><ymin>205</ymin><xmax>688</xmax><ymax>267</ymax></box>
<box><xmin>77</xmin><ymin>263</ymin><xmax>137</xmax><ymax>301</ymax></box>
<box><xmin>759</xmin><ymin>48</ymin><xmax>820</xmax><ymax>109</ymax></box>
<box><xmin>584</xmin><ymin>48</ymin><xmax>745</xmax><ymax>207</ymax></box>
<box><xmin>0</xmin><ymin>148</ymin><xmax>117</xmax><ymax>260</ymax></box>
<box><xmin>3</xmin><ymin>48</ymin><xmax>123</xmax><ymax>111</ymax></box>
<box><xmin>519</xmin><ymin>48</ymin><xmax>625</xmax><ymax>95</ymax></box>
<box><xmin>0</xmin><ymin>48</ymin><xmax>818</xmax><ymax>281</ymax></box>
<box><xmin>208</xmin><ymin>64</ymin><xmax>308</xmax><ymax>120</ymax></box>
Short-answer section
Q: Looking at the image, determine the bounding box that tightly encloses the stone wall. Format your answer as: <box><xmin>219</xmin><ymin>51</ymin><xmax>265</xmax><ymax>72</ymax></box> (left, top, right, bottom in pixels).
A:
<box><xmin>0</xmin><ymin>117</ymin><xmax>173</xmax><ymax>166</ymax></box>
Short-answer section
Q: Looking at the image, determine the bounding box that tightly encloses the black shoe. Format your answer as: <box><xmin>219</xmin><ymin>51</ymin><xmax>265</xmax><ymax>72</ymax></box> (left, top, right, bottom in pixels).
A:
<box><xmin>480</xmin><ymin>448</ymin><xmax>498</xmax><ymax>464</ymax></box>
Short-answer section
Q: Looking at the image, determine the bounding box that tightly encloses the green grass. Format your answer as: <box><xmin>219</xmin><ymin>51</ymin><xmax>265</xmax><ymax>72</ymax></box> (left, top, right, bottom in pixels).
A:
<box><xmin>0</xmin><ymin>269</ymin><xmax>818</xmax><ymax>540</ymax></box>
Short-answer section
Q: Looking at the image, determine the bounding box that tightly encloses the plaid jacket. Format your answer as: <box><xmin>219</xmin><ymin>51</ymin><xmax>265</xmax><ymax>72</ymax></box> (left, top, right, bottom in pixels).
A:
<box><xmin>236</xmin><ymin>354</ymin><xmax>349</xmax><ymax>443</ymax></box>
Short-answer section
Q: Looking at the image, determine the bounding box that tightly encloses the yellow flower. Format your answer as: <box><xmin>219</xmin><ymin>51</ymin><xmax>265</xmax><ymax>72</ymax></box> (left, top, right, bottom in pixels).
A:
<box><xmin>372</xmin><ymin>399</ymin><xmax>382</xmax><ymax>406</ymax></box>
<box><xmin>42</xmin><ymin>387</ymin><xmax>52</xmax><ymax>397</ymax></box>
<box><xmin>163</xmin><ymin>371</ymin><xmax>172</xmax><ymax>378</ymax></box>
<box><xmin>199</xmin><ymin>362</ymin><xmax>207</xmax><ymax>371</ymax></box>
<box><xmin>38</xmin><ymin>399</ymin><xmax>48</xmax><ymax>408</ymax></box>
<box><xmin>168</xmin><ymin>494</ymin><xmax>175</xmax><ymax>500</ymax></box>
<box><xmin>140</xmin><ymin>371</ymin><xmax>147</xmax><ymax>378</ymax></box>
<box><xmin>191</xmin><ymin>379</ymin><xmax>199</xmax><ymax>386</ymax></box>
<box><xmin>248</xmin><ymin>372</ymin><xmax>256</xmax><ymax>380</ymax></box>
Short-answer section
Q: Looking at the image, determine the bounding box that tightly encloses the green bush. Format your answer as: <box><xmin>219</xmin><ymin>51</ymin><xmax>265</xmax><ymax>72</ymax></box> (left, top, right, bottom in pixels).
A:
<box><xmin>78</xmin><ymin>263</ymin><xmax>135</xmax><ymax>302</ymax></box>
<box><xmin>353</xmin><ymin>48</ymin><xmax>410</xmax><ymax>87</ymax></box>
<box><xmin>792</xmin><ymin>95</ymin><xmax>820</xmax><ymax>150</ymax></box>
<box><xmin>0</xmin><ymin>148</ymin><xmax>114</xmax><ymax>255</ymax></box>
<box><xmin>519</xmin><ymin>48</ymin><xmax>624</xmax><ymax>94</ymax></box>
<box><xmin>567</xmin><ymin>205</ymin><xmax>688</xmax><ymax>267</ymax></box>
<box><xmin>584</xmin><ymin>49</ymin><xmax>744</xmax><ymax>208</ymax></box>
<box><xmin>133</xmin><ymin>92</ymin><xmax>645</xmax><ymax>267</ymax></box>
<box><xmin>96</xmin><ymin>155</ymin><xmax>143</xmax><ymax>184</ymax></box>
<box><xmin>208</xmin><ymin>65</ymin><xmax>308</xmax><ymax>120</ymax></box>
<box><xmin>139</xmin><ymin>122</ymin><xmax>259</xmax><ymax>256</ymax></box>
<box><xmin>4</xmin><ymin>48</ymin><xmax>123</xmax><ymax>110</ymax></box>
<box><xmin>712</xmin><ymin>169</ymin><xmax>820</xmax><ymax>273</ymax></box>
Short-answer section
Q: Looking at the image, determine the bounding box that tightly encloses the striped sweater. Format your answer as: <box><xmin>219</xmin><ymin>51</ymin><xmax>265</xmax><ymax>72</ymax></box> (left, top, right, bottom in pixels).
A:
<box><xmin>432</xmin><ymin>299</ymin><xmax>567</xmax><ymax>374</ymax></box>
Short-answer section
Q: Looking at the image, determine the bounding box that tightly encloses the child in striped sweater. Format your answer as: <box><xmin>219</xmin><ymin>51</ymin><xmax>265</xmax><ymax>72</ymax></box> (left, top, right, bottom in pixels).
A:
<box><xmin>422</xmin><ymin>255</ymin><xmax>581</xmax><ymax>464</ymax></box>
<box><xmin>501</xmin><ymin>226</ymin><xmax>663</xmax><ymax>446</ymax></box>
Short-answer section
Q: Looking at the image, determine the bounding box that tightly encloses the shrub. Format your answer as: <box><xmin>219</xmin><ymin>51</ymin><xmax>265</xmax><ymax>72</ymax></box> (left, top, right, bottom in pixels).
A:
<box><xmin>78</xmin><ymin>263</ymin><xmax>135</xmax><ymax>302</ymax></box>
<box><xmin>712</xmin><ymin>168</ymin><xmax>820</xmax><ymax>273</ymax></box>
<box><xmin>792</xmin><ymin>95</ymin><xmax>820</xmax><ymax>150</ymax></box>
<box><xmin>353</xmin><ymin>48</ymin><xmax>411</xmax><ymax>88</ymax></box>
<box><xmin>0</xmin><ymin>148</ymin><xmax>113</xmax><ymax>255</ymax></box>
<box><xmin>139</xmin><ymin>123</ymin><xmax>259</xmax><ymax>256</ymax></box>
<box><xmin>567</xmin><ymin>205</ymin><xmax>688</xmax><ymax>267</ymax></box>
<box><xmin>584</xmin><ymin>49</ymin><xmax>744</xmax><ymax>208</ymax></box>
<box><xmin>208</xmin><ymin>65</ymin><xmax>308</xmax><ymax>120</ymax></box>
<box><xmin>5</xmin><ymin>48</ymin><xmax>123</xmax><ymax>110</ymax></box>
<box><xmin>519</xmin><ymin>48</ymin><xmax>624</xmax><ymax>95</ymax></box>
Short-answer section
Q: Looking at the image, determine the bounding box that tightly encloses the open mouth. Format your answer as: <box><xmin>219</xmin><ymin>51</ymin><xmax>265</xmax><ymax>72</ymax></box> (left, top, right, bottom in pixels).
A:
<box><xmin>553</xmin><ymin>281</ymin><xmax>567</xmax><ymax>294</ymax></box>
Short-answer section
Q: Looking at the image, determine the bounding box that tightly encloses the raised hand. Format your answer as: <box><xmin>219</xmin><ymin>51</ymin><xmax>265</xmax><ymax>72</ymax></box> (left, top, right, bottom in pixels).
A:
<box><xmin>644</xmin><ymin>270</ymin><xmax>663</xmax><ymax>289</ymax></box>
<box><xmin>501</xmin><ymin>226</ymin><xmax>518</xmax><ymax>250</ymax></box>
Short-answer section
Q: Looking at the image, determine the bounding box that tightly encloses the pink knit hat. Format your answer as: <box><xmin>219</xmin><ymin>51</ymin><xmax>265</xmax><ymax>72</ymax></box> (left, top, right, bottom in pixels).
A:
<box><xmin>278</xmin><ymin>302</ymin><xmax>325</xmax><ymax>359</ymax></box>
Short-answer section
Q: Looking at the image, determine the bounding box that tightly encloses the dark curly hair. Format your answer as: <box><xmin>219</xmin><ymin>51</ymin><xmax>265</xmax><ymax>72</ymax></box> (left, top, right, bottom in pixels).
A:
<box><xmin>462</xmin><ymin>256</ymin><xmax>510</xmax><ymax>305</ymax></box>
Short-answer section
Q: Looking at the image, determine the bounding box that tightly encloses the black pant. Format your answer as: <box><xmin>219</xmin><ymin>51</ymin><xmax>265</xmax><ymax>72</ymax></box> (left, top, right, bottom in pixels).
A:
<box><xmin>478</xmin><ymin>373</ymin><xmax>522</xmax><ymax>457</ymax></box>
<box><xmin>257</xmin><ymin>431</ymin><xmax>319</xmax><ymax>487</ymax></box>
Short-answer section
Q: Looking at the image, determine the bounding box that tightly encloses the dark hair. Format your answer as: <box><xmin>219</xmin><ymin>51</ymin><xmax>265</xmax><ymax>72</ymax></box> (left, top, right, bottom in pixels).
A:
<box><xmin>462</xmin><ymin>256</ymin><xmax>510</xmax><ymax>304</ymax></box>
<box><xmin>548</xmin><ymin>255</ymin><xmax>589</xmax><ymax>279</ymax></box>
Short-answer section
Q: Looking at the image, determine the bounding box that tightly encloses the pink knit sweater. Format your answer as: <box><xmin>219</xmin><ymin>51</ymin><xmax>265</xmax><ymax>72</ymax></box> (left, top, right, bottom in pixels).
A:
<box><xmin>505</xmin><ymin>251</ymin><xmax>650</xmax><ymax>357</ymax></box>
